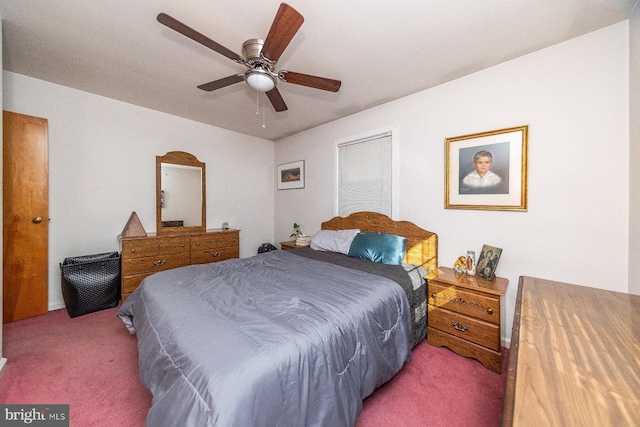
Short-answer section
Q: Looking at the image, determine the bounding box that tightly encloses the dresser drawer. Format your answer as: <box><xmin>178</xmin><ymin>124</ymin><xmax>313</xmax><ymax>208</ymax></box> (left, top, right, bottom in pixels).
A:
<box><xmin>191</xmin><ymin>231</ymin><xmax>239</xmax><ymax>251</ymax></box>
<box><xmin>122</xmin><ymin>273</ymin><xmax>149</xmax><ymax>295</ymax></box>
<box><xmin>122</xmin><ymin>252</ymin><xmax>190</xmax><ymax>276</ymax></box>
<box><xmin>428</xmin><ymin>306</ymin><xmax>500</xmax><ymax>351</ymax></box>
<box><xmin>191</xmin><ymin>246</ymin><xmax>239</xmax><ymax>265</ymax></box>
<box><xmin>121</xmin><ymin>236</ymin><xmax>190</xmax><ymax>259</ymax></box>
<box><xmin>428</xmin><ymin>281</ymin><xmax>500</xmax><ymax>324</ymax></box>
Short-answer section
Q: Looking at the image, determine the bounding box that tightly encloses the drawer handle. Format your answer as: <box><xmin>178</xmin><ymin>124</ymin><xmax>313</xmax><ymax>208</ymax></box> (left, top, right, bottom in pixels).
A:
<box><xmin>451</xmin><ymin>321</ymin><xmax>469</xmax><ymax>332</ymax></box>
<box><xmin>157</xmin><ymin>245</ymin><xmax>163</xmax><ymax>250</ymax></box>
<box><xmin>431</xmin><ymin>293</ymin><xmax>493</xmax><ymax>315</ymax></box>
<box><xmin>212</xmin><ymin>252</ymin><xmax>221</xmax><ymax>257</ymax></box>
<box><xmin>131</xmin><ymin>249</ymin><xmax>136</xmax><ymax>253</ymax></box>
<box><xmin>153</xmin><ymin>260</ymin><xmax>166</xmax><ymax>266</ymax></box>
<box><xmin>196</xmin><ymin>242</ymin><xmax>200</xmax><ymax>246</ymax></box>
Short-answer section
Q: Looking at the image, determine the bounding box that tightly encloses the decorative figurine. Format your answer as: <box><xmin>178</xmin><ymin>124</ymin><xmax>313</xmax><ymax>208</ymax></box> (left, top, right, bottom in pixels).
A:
<box><xmin>454</xmin><ymin>256</ymin><xmax>468</xmax><ymax>274</ymax></box>
<box><xmin>466</xmin><ymin>250</ymin><xmax>476</xmax><ymax>276</ymax></box>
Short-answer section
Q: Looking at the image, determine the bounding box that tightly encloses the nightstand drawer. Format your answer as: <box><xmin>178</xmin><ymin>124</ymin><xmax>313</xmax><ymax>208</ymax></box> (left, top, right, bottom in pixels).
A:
<box><xmin>428</xmin><ymin>281</ymin><xmax>500</xmax><ymax>324</ymax></box>
<box><xmin>122</xmin><ymin>252</ymin><xmax>190</xmax><ymax>276</ymax></box>
<box><xmin>429</xmin><ymin>306</ymin><xmax>500</xmax><ymax>351</ymax></box>
<box><xmin>191</xmin><ymin>246</ymin><xmax>239</xmax><ymax>265</ymax></box>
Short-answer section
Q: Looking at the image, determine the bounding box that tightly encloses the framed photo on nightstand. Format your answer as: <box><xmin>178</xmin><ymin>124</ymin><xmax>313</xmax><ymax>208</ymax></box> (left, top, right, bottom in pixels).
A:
<box><xmin>476</xmin><ymin>245</ymin><xmax>502</xmax><ymax>280</ymax></box>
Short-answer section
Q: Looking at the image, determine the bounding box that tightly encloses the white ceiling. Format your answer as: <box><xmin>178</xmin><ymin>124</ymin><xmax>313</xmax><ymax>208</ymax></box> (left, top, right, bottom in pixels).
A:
<box><xmin>0</xmin><ymin>0</ymin><xmax>636</xmax><ymax>141</ymax></box>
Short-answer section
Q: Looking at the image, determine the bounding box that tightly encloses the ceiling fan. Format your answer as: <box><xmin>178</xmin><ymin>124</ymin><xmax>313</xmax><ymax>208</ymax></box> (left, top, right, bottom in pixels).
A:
<box><xmin>157</xmin><ymin>3</ymin><xmax>341</xmax><ymax>112</ymax></box>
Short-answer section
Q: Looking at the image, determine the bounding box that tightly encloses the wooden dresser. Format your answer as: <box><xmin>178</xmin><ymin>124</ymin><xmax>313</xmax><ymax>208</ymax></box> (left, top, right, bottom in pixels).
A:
<box><xmin>502</xmin><ymin>276</ymin><xmax>640</xmax><ymax>426</ymax></box>
<box><xmin>427</xmin><ymin>266</ymin><xmax>508</xmax><ymax>373</ymax></box>
<box><xmin>119</xmin><ymin>229</ymin><xmax>239</xmax><ymax>301</ymax></box>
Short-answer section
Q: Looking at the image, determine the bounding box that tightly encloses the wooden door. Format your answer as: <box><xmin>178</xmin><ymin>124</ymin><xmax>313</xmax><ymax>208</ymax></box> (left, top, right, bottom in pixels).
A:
<box><xmin>3</xmin><ymin>111</ymin><xmax>49</xmax><ymax>323</ymax></box>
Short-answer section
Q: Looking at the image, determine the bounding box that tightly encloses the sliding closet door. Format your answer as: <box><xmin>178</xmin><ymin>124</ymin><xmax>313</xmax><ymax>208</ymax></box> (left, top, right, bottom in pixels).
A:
<box><xmin>3</xmin><ymin>111</ymin><xmax>49</xmax><ymax>323</ymax></box>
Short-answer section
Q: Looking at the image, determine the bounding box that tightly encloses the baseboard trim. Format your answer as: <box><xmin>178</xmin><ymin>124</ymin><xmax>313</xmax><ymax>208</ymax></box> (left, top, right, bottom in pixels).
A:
<box><xmin>0</xmin><ymin>357</ymin><xmax>7</xmax><ymax>377</ymax></box>
<box><xmin>48</xmin><ymin>301</ymin><xmax>66</xmax><ymax>311</ymax></box>
<box><xmin>502</xmin><ymin>336</ymin><xmax>511</xmax><ymax>349</ymax></box>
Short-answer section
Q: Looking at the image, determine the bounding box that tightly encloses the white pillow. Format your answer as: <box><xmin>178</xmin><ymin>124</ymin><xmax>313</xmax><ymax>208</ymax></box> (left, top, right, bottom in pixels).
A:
<box><xmin>310</xmin><ymin>229</ymin><xmax>360</xmax><ymax>255</ymax></box>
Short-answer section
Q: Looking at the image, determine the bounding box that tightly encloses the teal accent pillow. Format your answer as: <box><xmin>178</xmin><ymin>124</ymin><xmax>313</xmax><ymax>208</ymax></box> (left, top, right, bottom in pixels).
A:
<box><xmin>347</xmin><ymin>232</ymin><xmax>407</xmax><ymax>265</ymax></box>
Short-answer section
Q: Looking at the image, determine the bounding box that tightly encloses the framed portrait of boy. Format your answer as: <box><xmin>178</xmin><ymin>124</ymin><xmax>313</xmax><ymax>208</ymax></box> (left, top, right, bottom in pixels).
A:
<box><xmin>445</xmin><ymin>125</ymin><xmax>528</xmax><ymax>211</ymax></box>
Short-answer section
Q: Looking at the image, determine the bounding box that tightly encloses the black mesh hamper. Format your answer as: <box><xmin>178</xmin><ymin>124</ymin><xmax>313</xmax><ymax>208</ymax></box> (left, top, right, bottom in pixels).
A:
<box><xmin>60</xmin><ymin>251</ymin><xmax>121</xmax><ymax>318</ymax></box>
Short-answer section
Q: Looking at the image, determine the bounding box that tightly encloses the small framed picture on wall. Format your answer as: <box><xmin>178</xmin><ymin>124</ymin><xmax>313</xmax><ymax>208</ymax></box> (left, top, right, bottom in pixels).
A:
<box><xmin>277</xmin><ymin>160</ymin><xmax>305</xmax><ymax>190</ymax></box>
<box><xmin>445</xmin><ymin>125</ymin><xmax>528</xmax><ymax>211</ymax></box>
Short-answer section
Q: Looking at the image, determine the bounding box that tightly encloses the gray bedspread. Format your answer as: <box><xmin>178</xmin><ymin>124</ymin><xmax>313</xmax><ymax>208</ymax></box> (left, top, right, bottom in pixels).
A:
<box><xmin>118</xmin><ymin>250</ymin><xmax>413</xmax><ymax>427</ymax></box>
<box><xmin>290</xmin><ymin>247</ymin><xmax>427</xmax><ymax>345</ymax></box>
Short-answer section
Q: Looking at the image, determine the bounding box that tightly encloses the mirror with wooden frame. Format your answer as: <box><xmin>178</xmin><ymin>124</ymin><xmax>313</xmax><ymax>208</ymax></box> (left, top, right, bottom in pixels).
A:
<box><xmin>156</xmin><ymin>151</ymin><xmax>206</xmax><ymax>234</ymax></box>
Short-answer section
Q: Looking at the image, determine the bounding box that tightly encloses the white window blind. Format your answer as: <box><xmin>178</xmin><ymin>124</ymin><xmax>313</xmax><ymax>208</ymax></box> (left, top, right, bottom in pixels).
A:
<box><xmin>337</xmin><ymin>132</ymin><xmax>392</xmax><ymax>217</ymax></box>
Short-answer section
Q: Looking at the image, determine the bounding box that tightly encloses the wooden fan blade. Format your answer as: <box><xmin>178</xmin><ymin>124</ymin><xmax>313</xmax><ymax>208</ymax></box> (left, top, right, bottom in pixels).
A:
<box><xmin>157</xmin><ymin>13</ymin><xmax>242</xmax><ymax>62</ymax></box>
<box><xmin>262</xmin><ymin>3</ymin><xmax>304</xmax><ymax>62</ymax></box>
<box><xmin>266</xmin><ymin>88</ymin><xmax>288</xmax><ymax>112</ymax></box>
<box><xmin>197</xmin><ymin>75</ymin><xmax>244</xmax><ymax>91</ymax></box>
<box><xmin>282</xmin><ymin>71</ymin><xmax>341</xmax><ymax>92</ymax></box>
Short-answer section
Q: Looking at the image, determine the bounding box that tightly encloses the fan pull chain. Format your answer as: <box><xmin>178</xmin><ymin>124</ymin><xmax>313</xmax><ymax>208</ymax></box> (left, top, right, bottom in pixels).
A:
<box><xmin>256</xmin><ymin>90</ymin><xmax>260</xmax><ymax>116</ymax></box>
<box><xmin>254</xmin><ymin>90</ymin><xmax>267</xmax><ymax>129</ymax></box>
<box><xmin>262</xmin><ymin>93</ymin><xmax>266</xmax><ymax>129</ymax></box>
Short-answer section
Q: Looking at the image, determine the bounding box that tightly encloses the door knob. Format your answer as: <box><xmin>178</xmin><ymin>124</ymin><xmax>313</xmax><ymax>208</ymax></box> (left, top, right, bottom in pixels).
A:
<box><xmin>32</xmin><ymin>216</ymin><xmax>43</xmax><ymax>224</ymax></box>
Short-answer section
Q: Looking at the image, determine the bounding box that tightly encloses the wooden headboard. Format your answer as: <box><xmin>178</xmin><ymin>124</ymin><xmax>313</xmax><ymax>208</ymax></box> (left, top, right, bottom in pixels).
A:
<box><xmin>321</xmin><ymin>211</ymin><xmax>438</xmax><ymax>273</ymax></box>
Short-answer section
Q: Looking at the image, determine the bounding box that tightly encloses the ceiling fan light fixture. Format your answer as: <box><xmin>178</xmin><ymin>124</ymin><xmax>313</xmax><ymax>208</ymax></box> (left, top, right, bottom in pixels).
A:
<box><xmin>245</xmin><ymin>69</ymin><xmax>276</xmax><ymax>92</ymax></box>
<box><xmin>157</xmin><ymin>4</ymin><xmax>340</xmax><ymax>113</ymax></box>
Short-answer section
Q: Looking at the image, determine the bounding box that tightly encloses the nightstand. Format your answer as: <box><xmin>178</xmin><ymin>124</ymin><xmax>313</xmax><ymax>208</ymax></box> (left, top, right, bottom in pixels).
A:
<box><xmin>427</xmin><ymin>266</ymin><xmax>508</xmax><ymax>373</ymax></box>
<box><xmin>280</xmin><ymin>240</ymin><xmax>299</xmax><ymax>250</ymax></box>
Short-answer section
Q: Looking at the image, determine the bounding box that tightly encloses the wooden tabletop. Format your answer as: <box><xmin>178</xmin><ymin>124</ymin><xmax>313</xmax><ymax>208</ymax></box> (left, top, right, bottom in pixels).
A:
<box><xmin>503</xmin><ymin>276</ymin><xmax>640</xmax><ymax>426</ymax></box>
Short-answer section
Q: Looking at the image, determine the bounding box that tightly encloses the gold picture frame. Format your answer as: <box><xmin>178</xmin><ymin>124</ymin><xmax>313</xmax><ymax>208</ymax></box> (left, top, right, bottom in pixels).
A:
<box><xmin>445</xmin><ymin>125</ymin><xmax>528</xmax><ymax>211</ymax></box>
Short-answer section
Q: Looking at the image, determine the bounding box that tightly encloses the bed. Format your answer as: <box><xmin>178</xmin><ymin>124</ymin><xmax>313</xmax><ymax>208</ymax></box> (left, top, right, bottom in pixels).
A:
<box><xmin>118</xmin><ymin>212</ymin><xmax>437</xmax><ymax>427</ymax></box>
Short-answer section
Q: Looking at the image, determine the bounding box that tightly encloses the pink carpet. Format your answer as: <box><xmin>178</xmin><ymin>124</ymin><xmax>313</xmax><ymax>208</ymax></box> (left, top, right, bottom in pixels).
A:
<box><xmin>357</xmin><ymin>338</ymin><xmax>508</xmax><ymax>427</ymax></box>
<box><xmin>0</xmin><ymin>308</ymin><xmax>151</xmax><ymax>426</ymax></box>
<box><xmin>0</xmin><ymin>308</ymin><xmax>506</xmax><ymax>426</ymax></box>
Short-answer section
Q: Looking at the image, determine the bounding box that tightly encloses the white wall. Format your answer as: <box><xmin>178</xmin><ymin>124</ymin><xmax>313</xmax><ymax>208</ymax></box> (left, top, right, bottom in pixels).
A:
<box><xmin>629</xmin><ymin>3</ymin><xmax>640</xmax><ymax>294</ymax></box>
<box><xmin>275</xmin><ymin>22</ymin><xmax>630</xmax><ymax>345</ymax></box>
<box><xmin>3</xmin><ymin>72</ymin><xmax>275</xmax><ymax>310</ymax></box>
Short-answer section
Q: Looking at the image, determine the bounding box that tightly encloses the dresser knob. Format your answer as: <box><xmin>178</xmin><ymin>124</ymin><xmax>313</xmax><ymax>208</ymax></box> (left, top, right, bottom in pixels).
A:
<box><xmin>213</xmin><ymin>252</ymin><xmax>221</xmax><ymax>257</ymax></box>
<box><xmin>487</xmin><ymin>308</ymin><xmax>493</xmax><ymax>314</ymax></box>
<box><xmin>131</xmin><ymin>249</ymin><xmax>136</xmax><ymax>253</ymax></box>
<box><xmin>153</xmin><ymin>260</ymin><xmax>166</xmax><ymax>266</ymax></box>
<box><xmin>196</xmin><ymin>242</ymin><xmax>200</xmax><ymax>246</ymax></box>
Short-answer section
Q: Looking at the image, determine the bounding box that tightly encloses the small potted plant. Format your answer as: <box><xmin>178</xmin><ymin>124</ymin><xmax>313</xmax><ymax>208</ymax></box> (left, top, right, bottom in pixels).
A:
<box><xmin>290</xmin><ymin>223</ymin><xmax>311</xmax><ymax>246</ymax></box>
<box><xmin>290</xmin><ymin>223</ymin><xmax>303</xmax><ymax>238</ymax></box>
